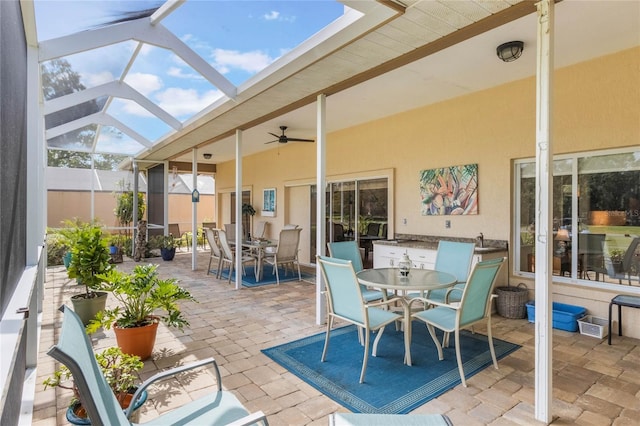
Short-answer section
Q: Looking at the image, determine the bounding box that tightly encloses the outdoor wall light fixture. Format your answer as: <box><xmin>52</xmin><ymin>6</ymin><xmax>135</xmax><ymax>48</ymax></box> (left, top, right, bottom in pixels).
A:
<box><xmin>496</xmin><ymin>41</ymin><xmax>524</xmax><ymax>62</ymax></box>
<box><xmin>203</xmin><ymin>153</ymin><xmax>212</xmax><ymax>159</ymax></box>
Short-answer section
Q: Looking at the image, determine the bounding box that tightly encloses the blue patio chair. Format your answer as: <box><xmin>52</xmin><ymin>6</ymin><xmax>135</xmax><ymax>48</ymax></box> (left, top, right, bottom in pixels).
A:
<box><xmin>412</xmin><ymin>257</ymin><xmax>505</xmax><ymax>387</ymax></box>
<box><xmin>47</xmin><ymin>305</ymin><xmax>268</xmax><ymax>425</ymax></box>
<box><xmin>327</xmin><ymin>241</ymin><xmax>387</xmax><ymax>302</ymax></box>
<box><xmin>329</xmin><ymin>412</ymin><xmax>453</xmax><ymax>426</ymax></box>
<box><xmin>318</xmin><ymin>256</ymin><xmax>402</xmax><ymax>383</ymax></box>
<box><xmin>423</xmin><ymin>240</ymin><xmax>476</xmax><ymax>303</ymax></box>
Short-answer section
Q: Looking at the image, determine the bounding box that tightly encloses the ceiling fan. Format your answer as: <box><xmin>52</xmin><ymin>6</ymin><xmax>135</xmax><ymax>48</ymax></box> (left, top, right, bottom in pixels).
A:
<box><xmin>265</xmin><ymin>126</ymin><xmax>314</xmax><ymax>144</ymax></box>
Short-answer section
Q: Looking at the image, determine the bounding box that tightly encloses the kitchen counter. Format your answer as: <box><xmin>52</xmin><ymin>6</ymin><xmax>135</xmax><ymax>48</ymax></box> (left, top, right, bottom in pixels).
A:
<box><xmin>374</xmin><ymin>236</ymin><xmax>507</xmax><ymax>254</ymax></box>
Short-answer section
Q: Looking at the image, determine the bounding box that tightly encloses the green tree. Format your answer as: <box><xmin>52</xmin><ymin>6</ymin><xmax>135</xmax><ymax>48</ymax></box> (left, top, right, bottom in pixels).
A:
<box><xmin>41</xmin><ymin>59</ymin><xmax>123</xmax><ymax>170</ymax></box>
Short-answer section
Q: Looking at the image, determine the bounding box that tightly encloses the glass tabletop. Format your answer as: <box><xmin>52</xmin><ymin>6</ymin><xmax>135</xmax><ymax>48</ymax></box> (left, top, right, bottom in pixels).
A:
<box><xmin>356</xmin><ymin>267</ymin><xmax>456</xmax><ymax>291</ymax></box>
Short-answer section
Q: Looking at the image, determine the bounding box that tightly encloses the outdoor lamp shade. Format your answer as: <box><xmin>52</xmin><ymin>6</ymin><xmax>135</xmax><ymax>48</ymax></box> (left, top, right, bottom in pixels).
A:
<box><xmin>497</xmin><ymin>41</ymin><xmax>524</xmax><ymax>62</ymax></box>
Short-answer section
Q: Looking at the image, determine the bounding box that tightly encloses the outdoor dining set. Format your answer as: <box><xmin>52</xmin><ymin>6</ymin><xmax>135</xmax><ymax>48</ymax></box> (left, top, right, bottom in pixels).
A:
<box><xmin>205</xmin><ymin>224</ymin><xmax>303</xmax><ymax>285</ymax></box>
<box><xmin>320</xmin><ymin>240</ymin><xmax>506</xmax><ymax>387</ymax></box>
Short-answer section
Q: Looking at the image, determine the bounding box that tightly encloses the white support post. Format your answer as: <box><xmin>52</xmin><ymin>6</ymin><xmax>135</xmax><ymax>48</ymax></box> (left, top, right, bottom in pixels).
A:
<box><xmin>90</xmin><ymin>154</ymin><xmax>95</xmax><ymax>221</ymax></box>
<box><xmin>316</xmin><ymin>94</ymin><xmax>327</xmax><ymax>325</ymax></box>
<box><xmin>534</xmin><ymin>0</ymin><xmax>554</xmax><ymax>423</ymax></box>
<box><xmin>132</xmin><ymin>161</ymin><xmax>139</xmax><ymax>258</ymax></box>
<box><xmin>235</xmin><ymin>130</ymin><xmax>243</xmax><ymax>290</ymax></box>
<box><xmin>192</xmin><ymin>148</ymin><xmax>198</xmax><ymax>270</ymax></box>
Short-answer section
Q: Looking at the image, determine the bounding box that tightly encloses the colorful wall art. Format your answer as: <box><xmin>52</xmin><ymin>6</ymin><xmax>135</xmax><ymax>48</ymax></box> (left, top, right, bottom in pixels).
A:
<box><xmin>419</xmin><ymin>163</ymin><xmax>478</xmax><ymax>215</ymax></box>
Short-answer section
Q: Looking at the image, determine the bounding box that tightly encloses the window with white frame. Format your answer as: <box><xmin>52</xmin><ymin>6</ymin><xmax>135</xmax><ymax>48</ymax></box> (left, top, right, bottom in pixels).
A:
<box><xmin>515</xmin><ymin>149</ymin><xmax>640</xmax><ymax>289</ymax></box>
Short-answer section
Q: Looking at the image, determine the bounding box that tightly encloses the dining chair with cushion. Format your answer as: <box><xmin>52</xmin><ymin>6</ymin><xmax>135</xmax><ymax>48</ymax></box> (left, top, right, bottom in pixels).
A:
<box><xmin>263</xmin><ymin>228</ymin><xmax>302</xmax><ymax>284</ymax></box>
<box><xmin>318</xmin><ymin>256</ymin><xmax>402</xmax><ymax>383</ymax></box>
<box><xmin>283</xmin><ymin>224</ymin><xmax>299</xmax><ymax>229</ymax></box>
<box><xmin>205</xmin><ymin>228</ymin><xmax>223</xmax><ymax>278</ymax></box>
<box><xmin>412</xmin><ymin>257</ymin><xmax>505</xmax><ymax>387</ymax></box>
<box><xmin>48</xmin><ymin>305</ymin><xmax>268</xmax><ymax>426</ymax></box>
<box><xmin>253</xmin><ymin>221</ymin><xmax>269</xmax><ymax>239</ymax></box>
<box><xmin>223</xmin><ymin>223</ymin><xmax>237</xmax><ymax>242</ymax></box>
<box><xmin>578</xmin><ymin>233</ymin><xmax>606</xmax><ymax>280</ymax></box>
<box><xmin>217</xmin><ymin>229</ymin><xmax>256</xmax><ymax>284</ymax></box>
<box><xmin>201</xmin><ymin>222</ymin><xmax>217</xmax><ymax>249</ymax></box>
<box><xmin>169</xmin><ymin>223</ymin><xmax>191</xmax><ymax>251</ymax></box>
<box><xmin>424</xmin><ymin>240</ymin><xmax>476</xmax><ymax>303</ymax></box>
<box><xmin>327</xmin><ymin>241</ymin><xmax>387</xmax><ymax>303</ymax></box>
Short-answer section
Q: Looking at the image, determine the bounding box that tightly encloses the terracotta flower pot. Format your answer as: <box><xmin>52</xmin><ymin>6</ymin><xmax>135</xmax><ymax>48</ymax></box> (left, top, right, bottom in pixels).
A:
<box><xmin>113</xmin><ymin>318</ymin><xmax>159</xmax><ymax>360</ymax></box>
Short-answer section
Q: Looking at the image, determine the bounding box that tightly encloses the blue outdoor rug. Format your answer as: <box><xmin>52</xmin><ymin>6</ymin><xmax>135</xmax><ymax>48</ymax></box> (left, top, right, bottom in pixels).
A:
<box><xmin>216</xmin><ymin>265</ymin><xmax>314</xmax><ymax>287</ymax></box>
<box><xmin>262</xmin><ymin>323</ymin><xmax>520</xmax><ymax>414</ymax></box>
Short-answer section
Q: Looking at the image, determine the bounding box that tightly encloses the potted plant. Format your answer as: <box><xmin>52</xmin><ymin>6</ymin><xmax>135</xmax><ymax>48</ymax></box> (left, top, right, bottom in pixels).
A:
<box><xmin>242</xmin><ymin>203</ymin><xmax>256</xmax><ymax>239</ymax></box>
<box><xmin>87</xmin><ymin>264</ymin><xmax>195</xmax><ymax>360</ymax></box>
<box><xmin>66</xmin><ymin>222</ymin><xmax>113</xmax><ymax>325</ymax></box>
<box><xmin>43</xmin><ymin>346</ymin><xmax>147</xmax><ymax>424</ymax></box>
<box><xmin>58</xmin><ymin>218</ymin><xmax>89</xmax><ymax>269</ymax></box>
<box><xmin>109</xmin><ymin>234</ymin><xmax>125</xmax><ymax>263</ymax></box>
<box><xmin>159</xmin><ymin>234</ymin><xmax>177</xmax><ymax>261</ymax></box>
<box><xmin>114</xmin><ymin>182</ymin><xmax>146</xmax><ymax>240</ymax></box>
<box><xmin>608</xmin><ymin>248</ymin><xmax>625</xmax><ymax>273</ymax></box>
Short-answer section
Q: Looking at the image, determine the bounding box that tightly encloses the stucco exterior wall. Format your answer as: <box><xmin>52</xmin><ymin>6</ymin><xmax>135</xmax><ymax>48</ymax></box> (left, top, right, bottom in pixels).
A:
<box><xmin>217</xmin><ymin>47</ymin><xmax>639</xmax><ymax>240</ymax></box>
<box><xmin>214</xmin><ymin>47</ymin><xmax>640</xmax><ymax>336</ymax></box>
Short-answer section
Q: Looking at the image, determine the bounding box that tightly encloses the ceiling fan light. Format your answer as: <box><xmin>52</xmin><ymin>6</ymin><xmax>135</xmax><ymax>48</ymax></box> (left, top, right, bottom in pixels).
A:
<box><xmin>497</xmin><ymin>41</ymin><xmax>524</xmax><ymax>62</ymax></box>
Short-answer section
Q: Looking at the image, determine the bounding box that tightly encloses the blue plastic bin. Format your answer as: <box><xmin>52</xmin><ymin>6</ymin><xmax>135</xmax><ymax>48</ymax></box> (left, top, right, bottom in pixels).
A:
<box><xmin>525</xmin><ymin>301</ymin><xmax>586</xmax><ymax>332</ymax></box>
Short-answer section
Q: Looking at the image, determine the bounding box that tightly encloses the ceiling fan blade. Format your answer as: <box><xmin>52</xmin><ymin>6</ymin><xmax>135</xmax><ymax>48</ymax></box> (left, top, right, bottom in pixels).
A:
<box><xmin>286</xmin><ymin>137</ymin><xmax>315</xmax><ymax>142</ymax></box>
<box><xmin>265</xmin><ymin>139</ymin><xmax>279</xmax><ymax>144</ymax></box>
<box><xmin>268</xmin><ymin>132</ymin><xmax>281</xmax><ymax>138</ymax></box>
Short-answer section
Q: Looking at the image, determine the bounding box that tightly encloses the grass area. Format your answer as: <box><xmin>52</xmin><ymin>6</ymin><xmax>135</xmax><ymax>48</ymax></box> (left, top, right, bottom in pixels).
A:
<box><xmin>585</xmin><ymin>226</ymin><xmax>640</xmax><ymax>253</ymax></box>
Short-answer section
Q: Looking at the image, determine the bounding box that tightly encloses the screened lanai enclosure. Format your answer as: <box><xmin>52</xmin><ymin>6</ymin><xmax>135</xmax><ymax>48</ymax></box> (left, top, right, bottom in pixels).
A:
<box><xmin>2</xmin><ymin>1</ymin><xmax>639</xmax><ymax>425</ymax></box>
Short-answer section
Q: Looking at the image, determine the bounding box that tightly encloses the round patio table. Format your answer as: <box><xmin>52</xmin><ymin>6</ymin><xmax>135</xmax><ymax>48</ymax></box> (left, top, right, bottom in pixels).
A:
<box><xmin>356</xmin><ymin>267</ymin><xmax>456</xmax><ymax>366</ymax></box>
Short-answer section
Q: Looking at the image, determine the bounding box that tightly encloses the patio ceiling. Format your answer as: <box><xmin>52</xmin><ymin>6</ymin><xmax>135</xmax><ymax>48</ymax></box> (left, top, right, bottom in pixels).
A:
<box><xmin>25</xmin><ymin>1</ymin><xmax>640</xmax><ymax>168</ymax></box>
<box><xmin>140</xmin><ymin>0</ymin><xmax>640</xmax><ymax>166</ymax></box>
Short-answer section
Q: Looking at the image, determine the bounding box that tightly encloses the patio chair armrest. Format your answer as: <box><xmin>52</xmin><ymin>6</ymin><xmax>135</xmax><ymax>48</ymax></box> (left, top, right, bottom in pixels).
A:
<box><xmin>410</xmin><ymin>297</ymin><xmax>460</xmax><ymax>310</ymax></box>
<box><xmin>126</xmin><ymin>357</ymin><xmax>221</xmax><ymax>419</ymax></box>
<box><xmin>366</xmin><ymin>296</ymin><xmax>402</xmax><ymax>309</ymax></box>
<box><xmin>444</xmin><ymin>287</ymin><xmax>463</xmax><ymax>303</ymax></box>
<box><xmin>225</xmin><ymin>410</ymin><xmax>269</xmax><ymax>426</ymax></box>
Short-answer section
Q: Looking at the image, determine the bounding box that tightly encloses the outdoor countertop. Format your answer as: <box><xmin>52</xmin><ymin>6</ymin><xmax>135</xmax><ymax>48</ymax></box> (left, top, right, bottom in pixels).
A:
<box><xmin>374</xmin><ymin>238</ymin><xmax>507</xmax><ymax>254</ymax></box>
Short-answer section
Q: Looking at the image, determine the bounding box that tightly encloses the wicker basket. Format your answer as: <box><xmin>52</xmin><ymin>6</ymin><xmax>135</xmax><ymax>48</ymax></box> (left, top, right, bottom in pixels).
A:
<box><xmin>495</xmin><ymin>283</ymin><xmax>529</xmax><ymax>319</ymax></box>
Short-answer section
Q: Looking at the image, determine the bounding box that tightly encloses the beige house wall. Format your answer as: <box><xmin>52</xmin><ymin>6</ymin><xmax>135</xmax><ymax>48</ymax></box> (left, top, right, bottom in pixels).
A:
<box><xmin>215</xmin><ymin>47</ymin><xmax>640</xmax><ymax>336</ymax></box>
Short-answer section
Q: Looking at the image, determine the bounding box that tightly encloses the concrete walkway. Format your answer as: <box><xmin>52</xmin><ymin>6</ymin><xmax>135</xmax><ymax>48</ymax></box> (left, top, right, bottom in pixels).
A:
<box><xmin>31</xmin><ymin>251</ymin><xmax>640</xmax><ymax>425</ymax></box>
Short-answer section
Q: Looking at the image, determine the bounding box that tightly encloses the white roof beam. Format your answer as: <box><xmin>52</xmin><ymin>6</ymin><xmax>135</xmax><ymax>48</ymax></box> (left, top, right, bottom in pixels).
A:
<box><xmin>46</xmin><ymin>112</ymin><xmax>153</xmax><ymax>147</ymax></box>
<box><xmin>39</xmin><ymin>19</ymin><xmax>237</xmax><ymax>99</ymax></box>
<box><xmin>150</xmin><ymin>0</ymin><xmax>186</xmax><ymax>25</ymax></box>
<box><xmin>43</xmin><ymin>81</ymin><xmax>182</xmax><ymax>130</ymax></box>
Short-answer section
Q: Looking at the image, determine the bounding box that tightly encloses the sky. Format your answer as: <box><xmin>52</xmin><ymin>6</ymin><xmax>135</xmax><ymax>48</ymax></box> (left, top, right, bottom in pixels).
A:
<box><xmin>34</xmin><ymin>0</ymin><xmax>345</xmax><ymax>155</ymax></box>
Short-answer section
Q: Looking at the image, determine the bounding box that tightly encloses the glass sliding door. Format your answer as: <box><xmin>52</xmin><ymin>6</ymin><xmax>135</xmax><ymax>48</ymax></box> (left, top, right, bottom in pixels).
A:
<box><xmin>311</xmin><ymin>177</ymin><xmax>388</xmax><ymax>267</ymax></box>
<box><xmin>327</xmin><ymin>181</ymin><xmax>356</xmax><ymax>242</ymax></box>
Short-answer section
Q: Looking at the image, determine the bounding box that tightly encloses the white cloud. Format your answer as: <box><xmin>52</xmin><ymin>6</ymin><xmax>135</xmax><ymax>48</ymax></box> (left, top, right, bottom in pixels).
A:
<box><xmin>156</xmin><ymin>88</ymin><xmax>222</xmax><ymax>117</ymax></box>
<box><xmin>123</xmin><ymin>73</ymin><xmax>163</xmax><ymax>97</ymax></box>
<box><xmin>262</xmin><ymin>10</ymin><xmax>296</xmax><ymax>23</ymax></box>
<box><xmin>96</xmin><ymin>132</ymin><xmax>142</xmax><ymax>155</ymax></box>
<box><xmin>212</xmin><ymin>48</ymin><xmax>274</xmax><ymax>74</ymax></box>
<box><xmin>120</xmin><ymin>101</ymin><xmax>154</xmax><ymax>118</ymax></box>
<box><xmin>82</xmin><ymin>71</ymin><xmax>115</xmax><ymax>87</ymax></box>
<box><xmin>167</xmin><ymin>67</ymin><xmax>203</xmax><ymax>80</ymax></box>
